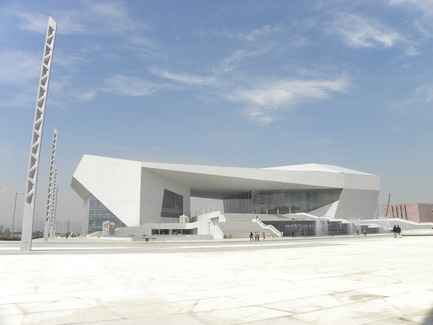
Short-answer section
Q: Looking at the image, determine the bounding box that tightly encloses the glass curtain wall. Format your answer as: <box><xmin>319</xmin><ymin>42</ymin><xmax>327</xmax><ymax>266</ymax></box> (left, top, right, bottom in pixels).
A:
<box><xmin>223</xmin><ymin>192</ymin><xmax>252</xmax><ymax>214</ymax></box>
<box><xmin>88</xmin><ymin>194</ymin><xmax>126</xmax><ymax>234</ymax></box>
<box><xmin>161</xmin><ymin>189</ymin><xmax>184</xmax><ymax>218</ymax></box>
<box><xmin>224</xmin><ymin>189</ymin><xmax>342</xmax><ymax>214</ymax></box>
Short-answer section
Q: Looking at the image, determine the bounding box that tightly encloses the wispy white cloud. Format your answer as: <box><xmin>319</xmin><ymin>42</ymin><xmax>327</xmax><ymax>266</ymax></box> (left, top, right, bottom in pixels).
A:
<box><xmin>404</xmin><ymin>44</ymin><xmax>420</xmax><ymax>56</ymax></box>
<box><xmin>388</xmin><ymin>0</ymin><xmax>433</xmax><ymax>16</ymax></box>
<box><xmin>0</xmin><ymin>50</ymin><xmax>40</xmax><ymax>85</ymax></box>
<box><xmin>0</xmin><ymin>48</ymin><xmax>103</xmax><ymax>108</ymax></box>
<box><xmin>220</xmin><ymin>24</ymin><xmax>281</xmax><ymax>42</ymax></box>
<box><xmin>388</xmin><ymin>0</ymin><xmax>433</xmax><ymax>43</ymax></box>
<box><xmin>102</xmin><ymin>74</ymin><xmax>157</xmax><ymax>97</ymax></box>
<box><xmin>226</xmin><ymin>78</ymin><xmax>350</xmax><ymax>125</ymax></box>
<box><xmin>151</xmin><ymin>68</ymin><xmax>218</xmax><ymax>86</ymax></box>
<box><xmin>215</xmin><ymin>47</ymin><xmax>270</xmax><ymax>74</ymax></box>
<box><xmin>410</xmin><ymin>84</ymin><xmax>433</xmax><ymax>104</ymax></box>
<box><xmin>148</xmin><ymin>63</ymin><xmax>350</xmax><ymax>125</ymax></box>
<box><xmin>14</xmin><ymin>11</ymin><xmax>48</xmax><ymax>33</ymax></box>
<box><xmin>228</xmin><ymin>78</ymin><xmax>349</xmax><ymax>107</ymax></box>
<box><xmin>50</xmin><ymin>75</ymin><xmax>71</xmax><ymax>92</ymax></box>
<box><xmin>395</xmin><ymin>83</ymin><xmax>433</xmax><ymax>112</ymax></box>
<box><xmin>9</xmin><ymin>2</ymin><xmax>161</xmax><ymax>104</ymax></box>
<box><xmin>0</xmin><ymin>91</ymin><xmax>34</xmax><ymax>108</ymax></box>
<box><xmin>55</xmin><ymin>42</ymin><xmax>102</xmax><ymax>71</ymax></box>
<box><xmin>421</xmin><ymin>86</ymin><xmax>433</xmax><ymax>103</ymax></box>
<box><xmin>76</xmin><ymin>90</ymin><xmax>99</xmax><ymax>102</ymax></box>
<box><xmin>245</xmin><ymin>108</ymin><xmax>275</xmax><ymax>126</ymax></box>
<box><xmin>125</xmin><ymin>35</ymin><xmax>160</xmax><ymax>59</ymax></box>
<box><xmin>15</xmin><ymin>1</ymin><xmax>137</xmax><ymax>35</ymax></box>
<box><xmin>329</xmin><ymin>13</ymin><xmax>403</xmax><ymax>49</ymax></box>
<box><xmin>14</xmin><ymin>1</ymin><xmax>158</xmax><ymax>63</ymax></box>
<box><xmin>243</xmin><ymin>25</ymin><xmax>278</xmax><ymax>41</ymax></box>
<box><xmin>0</xmin><ymin>48</ymin><xmax>49</xmax><ymax>107</ymax></box>
<box><xmin>390</xmin><ymin>83</ymin><xmax>433</xmax><ymax>119</ymax></box>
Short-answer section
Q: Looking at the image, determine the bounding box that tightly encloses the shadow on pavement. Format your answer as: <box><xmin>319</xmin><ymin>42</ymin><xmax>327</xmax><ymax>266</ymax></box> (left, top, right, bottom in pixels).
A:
<box><xmin>422</xmin><ymin>307</ymin><xmax>433</xmax><ymax>325</ymax></box>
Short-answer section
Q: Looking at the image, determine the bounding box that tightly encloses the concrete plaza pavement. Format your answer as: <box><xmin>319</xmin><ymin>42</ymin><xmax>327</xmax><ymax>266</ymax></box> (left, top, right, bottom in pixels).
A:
<box><xmin>1</xmin><ymin>235</ymin><xmax>433</xmax><ymax>325</ymax></box>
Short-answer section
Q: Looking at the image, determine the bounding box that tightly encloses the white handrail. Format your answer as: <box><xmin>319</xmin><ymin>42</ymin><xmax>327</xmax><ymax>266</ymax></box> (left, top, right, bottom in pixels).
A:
<box><xmin>254</xmin><ymin>218</ymin><xmax>282</xmax><ymax>237</ymax></box>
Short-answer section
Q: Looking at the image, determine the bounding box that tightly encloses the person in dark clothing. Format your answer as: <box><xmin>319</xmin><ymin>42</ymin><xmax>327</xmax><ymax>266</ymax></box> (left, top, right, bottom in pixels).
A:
<box><xmin>396</xmin><ymin>225</ymin><xmax>402</xmax><ymax>238</ymax></box>
<box><xmin>249</xmin><ymin>231</ymin><xmax>253</xmax><ymax>241</ymax></box>
<box><xmin>392</xmin><ymin>225</ymin><xmax>397</xmax><ymax>238</ymax></box>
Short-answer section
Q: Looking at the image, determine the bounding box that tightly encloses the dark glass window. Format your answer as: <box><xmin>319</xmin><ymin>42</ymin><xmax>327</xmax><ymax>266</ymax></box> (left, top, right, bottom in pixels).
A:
<box><xmin>161</xmin><ymin>189</ymin><xmax>183</xmax><ymax>218</ymax></box>
<box><xmin>223</xmin><ymin>189</ymin><xmax>342</xmax><ymax>214</ymax></box>
<box><xmin>88</xmin><ymin>194</ymin><xmax>126</xmax><ymax>234</ymax></box>
<box><xmin>223</xmin><ymin>191</ymin><xmax>252</xmax><ymax>213</ymax></box>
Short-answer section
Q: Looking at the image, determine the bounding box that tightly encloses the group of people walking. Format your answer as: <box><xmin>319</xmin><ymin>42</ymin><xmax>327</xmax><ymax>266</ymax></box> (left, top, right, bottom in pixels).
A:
<box><xmin>354</xmin><ymin>229</ymin><xmax>367</xmax><ymax>236</ymax></box>
<box><xmin>249</xmin><ymin>231</ymin><xmax>265</xmax><ymax>241</ymax></box>
<box><xmin>392</xmin><ymin>225</ymin><xmax>402</xmax><ymax>238</ymax></box>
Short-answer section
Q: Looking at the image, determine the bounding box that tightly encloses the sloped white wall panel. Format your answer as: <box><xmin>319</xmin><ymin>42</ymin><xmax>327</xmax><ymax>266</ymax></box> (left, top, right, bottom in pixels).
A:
<box><xmin>73</xmin><ymin>155</ymin><xmax>142</xmax><ymax>226</ymax></box>
<box><xmin>140</xmin><ymin>169</ymin><xmax>191</xmax><ymax>224</ymax></box>
<box><xmin>334</xmin><ymin>189</ymin><xmax>379</xmax><ymax>220</ymax></box>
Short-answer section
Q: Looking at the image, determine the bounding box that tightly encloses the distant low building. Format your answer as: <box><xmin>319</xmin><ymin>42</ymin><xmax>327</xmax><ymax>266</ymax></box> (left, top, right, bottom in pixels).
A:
<box><xmin>382</xmin><ymin>203</ymin><xmax>433</xmax><ymax>223</ymax></box>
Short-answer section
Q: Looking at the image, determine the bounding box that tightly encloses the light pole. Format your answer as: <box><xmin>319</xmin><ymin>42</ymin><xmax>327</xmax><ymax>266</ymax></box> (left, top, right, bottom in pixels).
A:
<box><xmin>11</xmin><ymin>192</ymin><xmax>24</xmax><ymax>238</ymax></box>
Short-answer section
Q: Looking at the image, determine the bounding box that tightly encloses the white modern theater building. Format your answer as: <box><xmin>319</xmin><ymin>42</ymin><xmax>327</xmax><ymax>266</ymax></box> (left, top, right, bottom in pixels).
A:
<box><xmin>71</xmin><ymin>155</ymin><xmax>380</xmax><ymax>237</ymax></box>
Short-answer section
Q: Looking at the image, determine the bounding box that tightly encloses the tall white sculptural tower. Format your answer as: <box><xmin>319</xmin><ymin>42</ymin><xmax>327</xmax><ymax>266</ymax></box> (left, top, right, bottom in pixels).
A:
<box><xmin>44</xmin><ymin>129</ymin><xmax>58</xmax><ymax>242</ymax></box>
<box><xmin>21</xmin><ymin>17</ymin><xmax>57</xmax><ymax>251</ymax></box>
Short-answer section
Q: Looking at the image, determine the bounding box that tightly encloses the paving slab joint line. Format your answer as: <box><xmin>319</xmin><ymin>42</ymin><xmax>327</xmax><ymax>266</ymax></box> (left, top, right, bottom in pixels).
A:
<box><xmin>285</xmin><ymin>295</ymin><xmax>391</xmax><ymax>319</ymax></box>
<box><xmin>233</xmin><ymin>314</ymin><xmax>302</xmax><ymax>325</ymax></box>
<box><xmin>361</xmin><ymin>313</ymin><xmax>420</xmax><ymax>325</ymax></box>
<box><xmin>249</xmin><ymin>303</ymin><xmax>296</xmax><ymax>315</ymax></box>
<box><xmin>189</xmin><ymin>299</ymin><xmax>201</xmax><ymax>313</ymax></box>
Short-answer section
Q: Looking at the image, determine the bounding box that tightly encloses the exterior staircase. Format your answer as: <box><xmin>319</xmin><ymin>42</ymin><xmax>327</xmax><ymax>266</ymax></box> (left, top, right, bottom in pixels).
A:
<box><xmin>215</xmin><ymin>213</ymin><xmax>280</xmax><ymax>239</ymax></box>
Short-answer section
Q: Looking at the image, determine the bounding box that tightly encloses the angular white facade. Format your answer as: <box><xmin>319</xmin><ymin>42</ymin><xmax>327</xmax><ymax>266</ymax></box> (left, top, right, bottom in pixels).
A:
<box><xmin>71</xmin><ymin>155</ymin><xmax>380</xmax><ymax>233</ymax></box>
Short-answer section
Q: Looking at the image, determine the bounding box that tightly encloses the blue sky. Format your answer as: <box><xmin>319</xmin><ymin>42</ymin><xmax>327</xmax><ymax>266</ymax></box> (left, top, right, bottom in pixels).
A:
<box><xmin>1</xmin><ymin>0</ymin><xmax>432</xmax><ymax>232</ymax></box>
